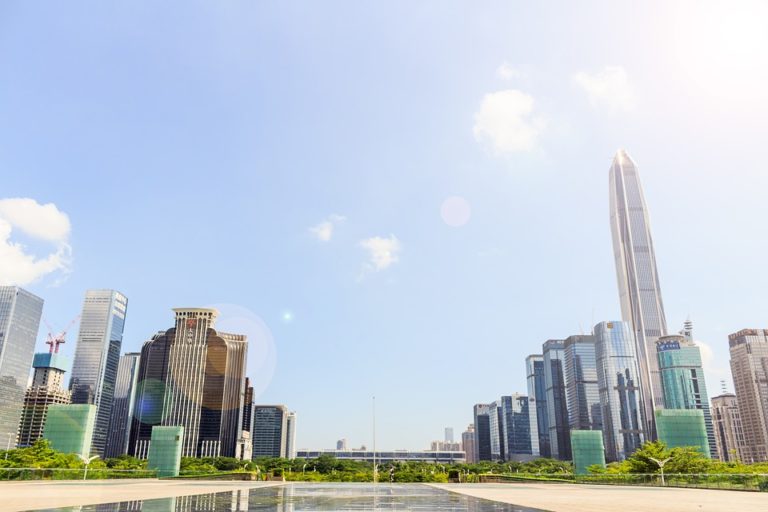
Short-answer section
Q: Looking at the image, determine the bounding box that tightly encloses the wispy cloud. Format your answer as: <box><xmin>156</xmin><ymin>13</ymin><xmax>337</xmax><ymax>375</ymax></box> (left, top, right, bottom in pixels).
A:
<box><xmin>473</xmin><ymin>89</ymin><xmax>545</xmax><ymax>154</ymax></box>
<box><xmin>359</xmin><ymin>235</ymin><xmax>401</xmax><ymax>275</ymax></box>
<box><xmin>0</xmin><ymin>198</ymin><xmax>72</xmax><ymax>286</ymax></box>
<box><xmin>309</xmin><ymin>214</ymin><xmax>346</xmax><ymax>242</ymax></box>
<box><xmin>572</xmin><ymin>66</ymin><xmax>636</xmax><ymax>113</ymax></box>
<box><xmin>496</xmin><ymin>62</ymin><xmax>524</xmax><ymax>81</ymax></box>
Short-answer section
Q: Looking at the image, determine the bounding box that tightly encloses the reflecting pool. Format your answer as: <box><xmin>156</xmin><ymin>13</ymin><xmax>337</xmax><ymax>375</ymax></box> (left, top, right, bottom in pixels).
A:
<box><xmin>35</xmin><ymin>483</ymin><xmax>544</xmax><ymax>512</ymax></box>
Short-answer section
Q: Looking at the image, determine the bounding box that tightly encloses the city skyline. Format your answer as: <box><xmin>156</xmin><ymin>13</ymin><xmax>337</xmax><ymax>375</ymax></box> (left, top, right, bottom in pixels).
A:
<box><xmin>3</xmin><ymin>2</ymin><xmax>768</xmax><ymax>450</ymax></box>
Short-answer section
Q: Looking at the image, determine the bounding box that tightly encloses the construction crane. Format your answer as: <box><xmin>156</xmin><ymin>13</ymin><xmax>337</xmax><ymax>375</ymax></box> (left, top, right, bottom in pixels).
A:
<box><xmin>43</xmin><ymin>315</ymin><xmax>80</xmax><ymax>354</ymax></box>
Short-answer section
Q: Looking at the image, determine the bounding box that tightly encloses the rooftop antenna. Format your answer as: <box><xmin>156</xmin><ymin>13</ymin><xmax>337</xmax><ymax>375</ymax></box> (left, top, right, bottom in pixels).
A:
<box><xmin>43</xmin><ymin>315</ymin><xmax>80</xmax><ymax>354</ymax></box>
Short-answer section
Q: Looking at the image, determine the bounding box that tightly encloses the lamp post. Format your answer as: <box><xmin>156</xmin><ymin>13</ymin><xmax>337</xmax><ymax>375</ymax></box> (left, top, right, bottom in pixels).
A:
<box><xmin>372</xmin><ymin>395</ymin><xmax>377</xmax><ymax>484</ymax></box>
<box><xmin>78</xmin><ymin>455</ymin><xmax>99</xmax><ymax>480</ymax></box>
<box><xmin>649</xmin><ymin>457</ymin><xmax>672</xmax><ymax>486</ymax></box>
<box><xmin>5</xmin><ymin>433</ymin><xmax>12</xmax><ymax>460</ymax></box>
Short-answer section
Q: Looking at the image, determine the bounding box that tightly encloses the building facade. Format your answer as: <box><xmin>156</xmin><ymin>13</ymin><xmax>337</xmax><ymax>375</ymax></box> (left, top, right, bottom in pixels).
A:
<box><xmin>656</xmin><ymin>335</ymin><xmax>716</xmax><ymax>458</ymax></box>
<box><xmin>609</xmin><ymin>149</ymin><xmax>668</xmax><ymax>438</ymax></box>
<box><xmin>594</xmin><ymin>321</ymin><xmax>644</xmax><ymax>461</ymax></box>
<box><xmin>104</xmin><ymin>352</ymin><xmax>141</xmax><ymax>458</ymax></box>
<box><xmin>17</xmin><ymin>352</ymin><xmax>71</xmax><ymax>447</ymax></box>
<box><xmin>500</xmin><ymin>393</ymin><xmax>538</xmax><ymax>461</ymax></box>
<box><xmin>0</xmin><ymin>286</ymin><xmax>44</xmax><ymax>447</ymax></box>
<box><xmin>526</xmin><ymin>354</ymin><xmax>550</xmax><ymax>457</ymax></box>
<box><xmin>563</xmin><ymin>335</ymin><xmax>602</xmax><ymax>431</ymax></box>
<box><xmin>473</xmin><ymin>404</ymin><xmax>492</xmax><ymax>461</ymax></box>
<box><xmin>655</xmin><ymin>409</ymin><xmax>710</xmax><ymax>457</ymax></box>
<box><xmin>43</xmin><ymin>403</ymin><xmax>97</xmax><ymax>458</ymax></box>
<box><xmin>129</xmin><ymin>308</ymin><xmax>247</xmax><ymax>458</ymax></box>
<box><xmin>710</xmin><ymin>393</ymin><xmax>747</xmax><ymax>462</ymax></box>
<box><xmin>69</xmin><ymin>289</ymin><xmax>128</xmax><ymax>456</ymax></box>
<box><xmin>543</xmin><ymin>339</ymin><xmax>570</xmax><ymax>460</ymax></box>
<box><xmin>461</xmin><ymin>424</ymin><xmax>476</xmax><ymax>463</ymax></box>
<box><xmin>728</xmin><ymin>329</ymin><xmax>768</xmax><ymax>462</ymax></box>
<box><xmin>488</xmin><ymin>400</ymin><xmax>503</xmax><ymax>460</ymax></box>
<box><xmin>285</xmin><ymin>411</ymin><xmax>296</xmax><ymax>459</ymax></box>
<box><xmin>252</xmin><ymin>405</ymin><xmax>288</xmax><ymax>458</ymax></box>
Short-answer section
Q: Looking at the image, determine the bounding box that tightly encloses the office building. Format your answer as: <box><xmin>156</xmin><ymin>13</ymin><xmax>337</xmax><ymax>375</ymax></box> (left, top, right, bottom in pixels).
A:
<box><xmin>430</xmin><ymin>440</ymin><xmax>461</xmax><ymax>451</ymax></box>
<box><xmin>655</xmin><ymin>409</ymin><xmax>710</xmax><ymax>457</ymax></box>
<box><xmin>104</xmin><ymin>352</ymin><xmax>141</xmax><ymax>458</ymax></box>
<box><xmin>656</xmin><ymin>334</ymin><xmax>716</xmax><ymax>458</ymax></box>
<box><xmin>252</xmin><ymin>405</ymin><xmax>289</xmax><ymax>458</ymax></box>
<box><xmin>526</xmin><ymin>354</ymin><xmax>550</xmax><ymax>457</ymax></box>
<box><xmin>594</xmin><ymin>321</ymin><xmax>644</xmax><ymax>461</ymax></box>
<box><xmin>488</xmin><ymin>400</ymin><xmax>504</xmax><ymax>460</ymax></box>
<box><xmin>43</xmin><ymin>403</ymin><xmax>97</xmax><ymax>458</ymax></box>
<box><xmin>242</xmin><ymin>377</ymin><xmax>254</xmax><ymax>434</ymax></box>
<box><xmin>129</xmin><ymin>308</ymin><xmax>247</xmax><ymax>458</ymax></box>
<box><xmin>336</xmin><ymin>438</ymin><xmax>348</xmax><ymax>451</ymax></box>
<box><xmin>563</xmin><ymin>335</ymin><xmax>602</xmax><ymax>431</ymax></box>
<box><xmin>17</xmin><ymin>351</ymin><xmax>71</xmax><ymax>448</ymax></box>
<box><xmin>728</xmin><ymin>329</ymin><xmax>768</xmax><ymax>462</ymax></box>
<box><xmin>711</xmin><ymin>393</ymin><xmax>747</xmax><ymax>462</ymax></box>
<box><xmin>147</xmin><ymin>426</ymin><xmax>184</xmax><ymax>478</ymax></box>
<box><xmin>296</xmin><ymin>449</ymin><xmax>465</xmax><ymax>463</ymax></box>
<box><xmin>461</xmin><ymin>424</ymin><xmax>476</xmax><ymax>463</ymax></box>
<box><xmin>500</xmin><ymin>393</ymin><xmax>538</xmax><ymax>461</ymax></box>
<box><xmin>609</xmin><ymin>149</ymin><xmax>668</xmax><ymax>438</ymax></box>
<box><xmin>69</xmin><ymin>290</ymin><xmax>128</xmax><ymax>456</ymax></box>
<box><xmin>571</xmin><ymin>430</ymin><xmax>606</xmax><ymax>475</ymax></box>
<box><xmin>444</xmin><ymin>427</ymin><xmax>454</xmax><ymax>443</ymax></box>
<box><xmin>543</xmin><ymin>339</ymin><xmax>570</xmax><ymax>460</ymax></box>
<box><xmin>0</xmin><ymin>286</ymin><xmax>44</xmax><ymax>447</ymax></box>
<box><xmin>285</xmin><ymin>411</ymin><xmax>296</xmax><ymax>459</ymax></box>
<box><xmin>473</xmin><ymin>404</ymin><xmax>492</xmax><ymax>461</ymax></box>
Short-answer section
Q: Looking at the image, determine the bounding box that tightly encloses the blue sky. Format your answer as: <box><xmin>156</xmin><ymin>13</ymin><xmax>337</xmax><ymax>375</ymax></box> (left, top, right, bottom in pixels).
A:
<box><xmin>2</xmin><ymin>1</ymin><xmax>768</xmax><ymax>450</ymax></box>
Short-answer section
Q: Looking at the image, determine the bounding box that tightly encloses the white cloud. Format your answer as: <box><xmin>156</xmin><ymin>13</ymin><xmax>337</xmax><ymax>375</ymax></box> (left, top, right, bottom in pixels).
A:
<box><xmin>572</xmin><ymin>66</ymin><xmax>636</xmax><ymax>112</ymax></box>
<box><xmin>309</xmin><ymin>214</ymin><xmax>346</xmax><ymax>242</ymax></box>
<box><xmin>0</xmin><ymin>198</ymin><xmax>72</xmax><ymax>286</ymax></box>
<box><xmin>359</xmin><ymin>235</ymin><xmax>401</xmax><ymax>273</ymax></box>
<box><xmin>496</xmin><ymin>62</ymin><xmax>523</xmax><ymax>81</ymax></box>
<box><xmin>473</xmin><ymin>89</ymin><xmax>546</xmax><ymax>154</ymax></box>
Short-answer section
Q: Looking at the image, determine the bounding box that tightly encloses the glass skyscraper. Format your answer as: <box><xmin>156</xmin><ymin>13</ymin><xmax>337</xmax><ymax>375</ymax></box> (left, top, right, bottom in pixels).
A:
<box><xmin>252</xmin><ymin>405</ymin><xmax>289</xmax><ymax>458</ymax></box>
<box><xmin>0</xmin><ymin>286</ymin><xmax>44</xmax><ymax>447</ymax></box>
<box><xmin>594</xmin><ymin>321</ymin><xmax>644</xmax><ymax>461</ymax></box>
<box><xmin>500</xmin><ymin>393</ymin><xmax>538</xmax><ymax>460</ymax></box>
<box><xmin>473</xmin><ymin>403</ymin><xmax>492</xmax><ymax>461</ymax></box>
<box><xmin>104</xmin><ymin>352</ymin><xmax>141</xmax><ymax>458</ymax></box>
<box><xmin>656</xmin><ymin>335</ymin><xmax>716</xmax><ymax>458</ymax></box>
<box><xmin>728</xmin><ymin>329</ymin><xmax>768</xmax><ymax>462</ymax></box>
<box><xmin>526</xmin><ymin>354</ymin><xmax>550</xmax><ymax>457</ymax></box>
<box><xmin>69</xmin><ymin>289</ymin><xmax>128</xmax><ymax>456</ymax></box>
<box><xmin>563</xmin><ymin>335</ymin><xmax>602</xmax><ymax>431</ymax></box>
<box><xmin>543</xmin><ymin>339</ymin><xmax>570</xmax><ymax>460</ymax></box>
<box><xmin>609</xmin><ymin>149</ymin><xmax>668</xmax><ymax>437</ymax></box>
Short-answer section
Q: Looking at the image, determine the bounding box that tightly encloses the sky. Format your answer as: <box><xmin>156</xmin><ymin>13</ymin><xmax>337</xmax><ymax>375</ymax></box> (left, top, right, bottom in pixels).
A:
<box><xmin>2</xmin><ymin>1</ymin><xmax>768</xmax><ymax>451</ymax></box>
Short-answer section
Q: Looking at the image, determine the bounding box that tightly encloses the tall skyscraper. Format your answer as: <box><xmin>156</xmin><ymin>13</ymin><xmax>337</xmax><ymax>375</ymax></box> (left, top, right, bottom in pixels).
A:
<box><xmin>594</xmin><ymin>321</ymin><xmax>644</xmax><ymax>461</ymax></box>
<box><xmin>17</xmin><ymin>351</ymin><xmax>71</xmax><ymax>448</ymax></box>
<box><xmin>241</xmin><ymin>377</ymin><xmax>254</xmax><ymax>435</ymax></box>
<box><xmin>711</xmin><ymin>393</ymin><xmax>747</xmax><ymax>462</ymax></box>
<box><xmin>543</xmin><ymin>339</ymin><xmax>570</xmax><ymax>460</ymax></box>
<box><xmin>526</xmin><ymin>354</ymin><xmax>550</xmax><ymax>457</ymax></box>
<box><xmin>444</xmin><ymin>427</ymin><xmax>454</xmax><ymax>444</ymax></box>
<box><xmin>129</xmin><ymin>308</ymin><xmax>247</xmax><ymax>458</ymax></box>
<box><xmin>285</xmin><ymin>411</ymin><xmax>297</xmax><ymax>459</ymax></box>
<box><xmin>104</xmin><ymin>352</ymin><xmax>141</xmax><ymax>458</ymax></box>
<box><xmin>0</xmin><ymin>286</ymin><xmax>44</xmax><ymax>447</ymax></box>
<box><xmin>563</xmin><ymin>335</ymin><xmax>602</xmax><ymax>431</ymax></box>
<box><xmin>609</xmin><ymin>149</ymin><xmax>668</xmax><ymax>437</ymax></box>
<box><xmin>461</xmin><ymin>424</ymin><xmax>476</xmax><ymax>463</ymax></box>
<box><xmin>69</xmin><ymin>290</ymin><xmax>128</xmax><ymax>456</ymax></box>
<box><xmin>252</xmin><ymin>405</ymin><xmax>288</xmax><ymax>458</ymax></box>
<box><xmin>473</xmin><ymin>403</ymin><xmax>492</xmax><ymax>461</ymax></box>
<box><xmin>728</xmin><ymin>329</ymin><xmax>768</xmax><ymax>462</ymax></box>
<box><xmin>500</xmin><ymin>393</ymin><xmax>538</xmax><ymax>461</ymax></box>
<box><xmin>656</xmin><ymin>334</ymin><xmax>716</xmax><ymax>458</ymax></box>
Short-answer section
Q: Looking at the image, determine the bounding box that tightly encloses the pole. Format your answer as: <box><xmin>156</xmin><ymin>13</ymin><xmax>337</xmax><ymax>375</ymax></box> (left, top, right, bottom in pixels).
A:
<box><xmin>372</xmin><ymin>395</ymin><xmax>377</xmax><ymax>484</ymax></box>
<box><xmin>5</xmin><ymin>433</ymin><xmax>12</xmax><ymax>460</ymax></box>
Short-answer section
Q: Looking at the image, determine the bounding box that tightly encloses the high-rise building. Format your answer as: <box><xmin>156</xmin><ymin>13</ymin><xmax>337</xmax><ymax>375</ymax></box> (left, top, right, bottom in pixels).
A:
<box><xmin>594</xmin><ymin>321</ymin><xmax>644</xmax><ymax>461</ymax></box>
<box><xmin>609</xmin><ymin>149</ymin><xmax>668</xmax><ymax>438</ymax></box>
<box><xmin>543</xmin><ymin>339</ymin><xmax>570</xmax><ymax>460</ymax></box>
<box><xmin>711</xmin><ymin>393</ymin><xmax>747</xmax><ymax>462</ymax></box>
<box><xmin>69</xmin><ymin>290</ymin><xmax>128</xmax><ymax>456</ymax></box>
<box><xmin>500</xmin><ymin>393</ymin><xmax>538</xmax><ymax>461</ymax></box>
<box><xmin>17</xmin><ymin>352</ymin><xmax>71</xmax><ymax>448</ymax></box>
<box><xmin>104</xmin><ymin>352</ymin><xmax>141</xmax><ymax>458</ymax></box>
<box><xmin>285</xmin><ymin>411</ymin><xmax>296</xmax><ymax>459</ymax></box>
<box><xmin>444</xmin><ymin>427</ymin><xmax>454</xmax><ymax>443</ymax></box>
<box><xmin>656</xmin><ymin>334</ymin><xmax>716</xmax><ymax>458</ymax></box>
<box><xmin>461</xmin><ymin>424</ymin><xmax>475</xmax><ymax>463</ymax></box>
<box><xmin>242</xmin><ymin>377</ymin><xmax>254</xmax><ymax>434</ymax></box>
<box><xmin>129</xmin><ymin>308</ymin><xmax>247</xmax><ymax>458</ymax></box>
<box><xmin>655</xmin><ymin>409</ymin><xmax>710</xmax><ymax>457</ymax></box>
<box><xmin>526</xmin><ymin>354</ymin><xmax>550</xmax><ymax>458</ymax></box>
<box><xmin>488</xmin><ymin>400</ymin><xmax>504</xmax><ymax>460</ymax></box>
<box><xmin>563</xmin><ymin>335</ymin><xmax>602</xmax><ymax>431</ymax></box>
<box><xmin>336</xmin><ymin>438</ymin><xmax>348</xmax><ymax>451</ymax></box>
<box><xmin>0</xmin><ymin>286</ymin><xmax>44</xmax><ymax>448</ymax></box>
<box><xmin>252</xmin><ymin>405</ymin><xmax>288</xmax><ymax>458</ymax></box>
<box><xmin>473</xmin><ymin>404</ymin><xmax>492</xmax><ymax>461</ymax></box>
<box><xmin>728</xmin><ymin>329</ymin><xmax>768</xmax><ymax>462</ymax></box>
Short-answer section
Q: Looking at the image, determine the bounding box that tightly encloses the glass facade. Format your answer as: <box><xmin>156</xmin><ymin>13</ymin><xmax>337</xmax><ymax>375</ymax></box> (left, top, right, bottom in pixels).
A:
<box><xmin>500</xmin><ymin>393</ymin><xmax>537</xmax><ymax>460</ymax></box>
<box><xmin>526</xmin><ymin>354</ymin><xmax>550</xmax><ymax>457</ymax></box>
<box><xmin>285</xmin><ymin>411</ymin><xmax>297</xmax><ymax>459</ymax></box>
<box><xmin>473</xmin><ymin>404</ymin><xmax>492</xmax><ymax>461</ymax></box>
<box><xmin>147</xmin><ymin>426</ymin><xmax>184</xmax><ymax>477</ymax></box>
<box><xmin>69</xmin><ymin>289</ymin><xmax>128</xmax><ymax>456</ymax></box>
<box><xmin>43</xmin><ymin>403</ymin><xmax>97</xmax><ymax>457</ymax></box>
<box><xmin>104</xmin><ymin>352</ymin><xmax>141</xmax><ymax>458</ymax></box>
<box><xmin>564</xmin><ymin>335</ymin><xmax>602</xmax><ymax>431</ymax></box>
<box><xmin>594</xmin><ymin>321</ymin><xmax>644</xmax><ymax>461</ymax></box>
<box><xmin>488</xmin><ymin>401</ymin><xmax>503</xmax><ymax>460</ymax></box>
<box><xmin>656</xmin><ymin>335</ymin><xmax>716</xmax><ymax>458</ymax></box>
<box><xmin>655</xmin><ymin>409</ymin><xmax>710</xmax><ymax>457</ymax></box>
<box><xmin>543</xmin><ymin>339</ymin><xmax>570</xmax><ymax>460</ymax></box>
<box><xmin>571</xmin><ymin>430</ymin><xmax>606</xmax><ymax>475</ymax></box>
<box><xmin>610</xmin><ymin>150</ymin><xmax>668</xmax><ymax>438</ymax></box>
<box><xmin>252</xmin><ymin>405</ymin><xmax>288</xmax><ymax>458</ymax></box>
<box><xmin>0</xmin><ymin>286</ymin><xmax>44</xmax><ymax>447</ymax></box>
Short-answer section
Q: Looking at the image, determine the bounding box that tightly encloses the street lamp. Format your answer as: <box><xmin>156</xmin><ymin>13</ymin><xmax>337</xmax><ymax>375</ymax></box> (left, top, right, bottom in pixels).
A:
<box><xmin>5</xmin><ymin>433</ymin><xmax>12</xmax><ymax>460</ymax></box>
<box><xmin>78</xmin><ymin>455</ymin><xmax>99</xmax><ymax>480</ymax></box>
<box><xmin>648</xmin><ymin>457</ymin><xmax>672</xmax><ymax>486</ymax></box>
<box><xmin>302</xmin><ymin>463</ymin><xmax>308</xmax><ymax>475</ymax></box>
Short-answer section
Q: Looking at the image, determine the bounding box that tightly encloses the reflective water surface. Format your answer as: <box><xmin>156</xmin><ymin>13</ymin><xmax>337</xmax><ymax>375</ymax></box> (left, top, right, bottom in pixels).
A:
<box><xmin>37</xmin><ymin>483</ymin><xmax>544</xmax><ymax>512</ymax></box>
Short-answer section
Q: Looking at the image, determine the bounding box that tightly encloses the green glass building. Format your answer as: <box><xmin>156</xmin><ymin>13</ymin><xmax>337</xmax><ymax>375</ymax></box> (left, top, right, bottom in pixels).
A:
<box><xmin>570</xmin><ymin>430</ymin><xmax>605</xmax><ymax>475</ymax></box>
<box><xmin>42</xmin><ymin>404</ymin><xmax>96</xmax><ymax>458</ymax></box>
<box><xmin>147</xmin><ymin>426</ymin><xmax>184</xmax><ymax>477</ymax></box>
<box><xmin>656</xmin><ymin>335</ymin><xmax>716</xmax><ymax>458</ymax></box>
<box><xmin>655</xmin><ymin>409</ymin><xmax>710</xmax><ymax>457</ymax></box>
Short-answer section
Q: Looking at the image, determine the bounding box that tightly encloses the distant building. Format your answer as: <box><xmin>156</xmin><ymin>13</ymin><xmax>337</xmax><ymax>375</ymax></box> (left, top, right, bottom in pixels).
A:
<box><xmin>242</xmin><ymin>377</ymin><xmax>254</xmax><ymax>434</ymax></box>
<box><xmin>728</xmin><ymin>329</ymin><xmax>768</xmax><ymax>462</ymax></box>
<box><xmin>252</xmin><ymin>405</ymin><xmax>288</xmax><ymax>458</ymax></box>
<box><xmin>711</xmin><ymin>393</ymin><xmax>747</xmax><ymax>462</ymax></box>
<box><xmin>0</xmin><ymin>286</ymin><xmax>44</xmax><ymax>447</ymax></box>
<box><xmin>43</xmin><ymin>403</ymin><xmax>97</xmax><ymax>458</ymax></box>
<box><xmin>430</xmin><ymin>440</ymin><xmax>461</xmax><ymax>451</ymax></box>
<box><xmin>543</xmin><ymin>339</ymin><xmax>570</xmax><ymax>460</ymax></box>
<box><xmin>336</xmin><ymin>438</ymin><xmax>348</xmax><ymax>451</ymax></box>
<box><xmin>17</xmin><ymin>352</ymin><xmax>71</xmax><ymax>448</ymax></box>
<box><xmin>655</xmin><ymin>409</ymin><xmax>710</xmax><ymax>457</ymax></box>
<box><xmin>656</xmin><ymin>334</ymin><xmax>716</xmax><ymax>458</ymax></box>
<box><xmin>594</xmin><ymin>321</ymin><xmax>644</xmax><ymax>461</ymax></box>
<box><xmin>488</xmin><ymin>400</ymin><xmax>503</xmax><ymax>460</ymax></box>
<box><xmin>69</xmin><ymin>289</ymin><xmax>128</xmax><ymax>456</ymax></box>
<box><xmin>563</xmin><ymin>335</ymin><xmax>602</xmax><ymax>431</ymax></box>
<box><xmin>526</xmin><ymin>354</ymin><xmax>550</xmax><ymax>457</ymax></box>
<box><xmin>285</xmin><ymin>411</ymin><xmax>297</xmax><ymax>459</ymax></box>
<box><xmin>473</xmin><ymin>404</ymin><xmax>492</xmax><ymax>461</ymax></box>
<box><xmin>500</xmin><ymin>393</ymin><xmax>538</xmax><ymax>461</ymax></box>
<box><xmin>461</xmin><ymin>424</ymin><xmax>476</xmax><ymax>463</ymax></box>
<box><xmin>295</xmin><ymin>449</ymin><xmax>464</xmax><ymax>463</ymax></box>
<box><xmin>104</xmin><ymin>352</ymin><xmax>141</xmax><ymax>458</ymax></box>
<box><xmin>444</xmin><ymin>427</ymin><xmax>454</xmax><ymax>443</ymax></box>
